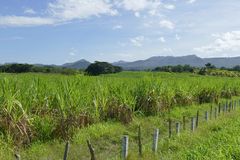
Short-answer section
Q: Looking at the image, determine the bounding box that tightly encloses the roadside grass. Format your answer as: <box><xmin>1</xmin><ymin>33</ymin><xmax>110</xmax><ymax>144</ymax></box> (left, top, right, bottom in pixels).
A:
<box><xmin>1</xmin><ymin>72</ymin><xmax>240</xmax><ymax>159</ymax></box>
<box><xmin>1</xmin><ymin>98</ymin><xmax>239</xmax><ymax>159</ymax></box>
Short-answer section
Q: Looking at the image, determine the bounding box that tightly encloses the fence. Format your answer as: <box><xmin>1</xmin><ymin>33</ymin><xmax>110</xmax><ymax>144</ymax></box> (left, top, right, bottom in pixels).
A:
<box><xmin>14</xmin><ymin>99</ymin><xmax>240</xmax><ymax>160</ymax></box>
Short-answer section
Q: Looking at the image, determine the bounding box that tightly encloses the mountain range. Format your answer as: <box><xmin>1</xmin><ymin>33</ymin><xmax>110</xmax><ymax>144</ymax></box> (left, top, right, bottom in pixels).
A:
<box><xmin>61</xmin><ymin>55</ymin><xmax>240</xmax><ymax>70</ymax></box>
<box><xmin>62</xmin><ymin>59</ymin><xmax>91</xmax><ymax>69</ymax></box>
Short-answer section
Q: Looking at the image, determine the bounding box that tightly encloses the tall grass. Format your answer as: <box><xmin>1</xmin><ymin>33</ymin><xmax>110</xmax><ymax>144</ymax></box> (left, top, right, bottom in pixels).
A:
<box><xmin>0</xmin><ymin>72</ymin><xmax>240</xmax><ymax>145</ymax></box>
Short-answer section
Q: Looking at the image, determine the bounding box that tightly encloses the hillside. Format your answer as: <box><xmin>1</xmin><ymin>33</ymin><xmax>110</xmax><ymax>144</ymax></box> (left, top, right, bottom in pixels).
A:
<box><xmin>113</xmin><ymin>55</ymin><xmax>240</xmax><ymax>70</ymax></box>
<box><xmin>62</xmin><ymin>59</ymin><xmax>91</xmax><ymax>69</ymax></box>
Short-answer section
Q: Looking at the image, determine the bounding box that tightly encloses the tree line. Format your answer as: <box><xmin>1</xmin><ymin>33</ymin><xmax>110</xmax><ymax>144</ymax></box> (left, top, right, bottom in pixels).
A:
<box><xmin>1</xmin><ymin>61</ymin><xmax>240</xmax><ymax>76</ymax></box>
<box><xmin>0</xmin><ymin>64</ymin><xmax>79</xmax><ymax>75</ymax></box>
<box><xmin>153</xmin><ymin>64</ymin><xmax>195</xmax><ymax>73</ymax></box>
<box><xmin>0</xmin><ymin>62</ymin><xmax>123</xmax><ymax>76</ymax></box>
<box><xmin>153</xmin><ymin>63</ymin><xmax>240</xmax><ymax>77</ymax></box>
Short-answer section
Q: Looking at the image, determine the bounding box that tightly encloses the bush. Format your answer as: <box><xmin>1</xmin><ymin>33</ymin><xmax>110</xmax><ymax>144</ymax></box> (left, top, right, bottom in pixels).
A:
<box><xmin>0</xmin><ymin>64</ymin><xmax>79</xmax><ymax>75</ymax></box>
<box><xmin>85</xmin><ymin>61</ymin><xmax>122</xmax><ymax>76</ymax></box>
<box><xmin>153</xmin><ymin>65</ymin><xmax>195</xmax><ymax>73</ymax></box>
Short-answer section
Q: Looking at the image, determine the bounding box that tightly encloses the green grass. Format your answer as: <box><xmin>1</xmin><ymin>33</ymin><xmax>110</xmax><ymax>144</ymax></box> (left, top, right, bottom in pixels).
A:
<box><xmin>0</xmin><ymin>98</ymin><xmax>239</xmax><ymax>159</ymax></box>
<box><xmin>0</xmin><ymin>71</ymin><xmax>240</xmax><ymax>159</ymax></box>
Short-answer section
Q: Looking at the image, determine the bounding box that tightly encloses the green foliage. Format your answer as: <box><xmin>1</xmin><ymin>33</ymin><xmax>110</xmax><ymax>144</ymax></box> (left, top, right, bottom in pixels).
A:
<box><xmin>0</xmin><ymin>63</ymin><xmax>79</xmax><ymax>75</ymax></box>
<box><xmin>153</xmin><ymin>65</ymin><xmax>195</xmax><ymax>73</ymax></box>
<box><xmin>1</xmin><ymin>99</ymin><xmax>240</xmax><ymax>159</ymax></box>
<box><xmin>198</xmin><ymin>67</ymin><xmax>207</xmax><ymax>75</ymax></box>
<box><xmin>85</xmin><ymin>61</ymin><xmax>122</xmax><ymax>75</ymax></box>
<box><xmin>0</xmin><ymin>63</ymin><xmax>33</xmax><ymax>73</ymax></box>
<box><xmin>205</xmin><ymin>63</ymin><xmax>216</xmax><ymax>69</ymax></box>
<box><xmin>232</xmin><ymin>65</ymin><xmax>240</xmax><ymax>71</ymax></box>
<box><xmin>0</xmin><ymin>72</ymin><xmax>240</xmax><ymax>147</ymax></box>
<box><xmin>153</xmin><ymin>64</ymin><xmax>240</xmax><ymax>78</ymax></box>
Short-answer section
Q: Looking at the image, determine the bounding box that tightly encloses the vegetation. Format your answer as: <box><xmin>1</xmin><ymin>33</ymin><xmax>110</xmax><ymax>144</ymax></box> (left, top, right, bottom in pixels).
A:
<box><xmin>0</xmin><ymin>63</ymin><xmax>79</xmax><ymax>75</ymax></box>
<box><xmin>153</xmin><ymin>63</ymin><xmax>240</xmax><ymax>77</ymax></box>
<box><xmin>0</xmin><ymin>71</ymin><xmax>240</xmax><ymax>159</ymax></box>
<box><xmin>85</xmin><ymin>61</ymin><xmax>122</xmax><ymax>75</ymax></box>
<box><xmin>153</xmin><ymin>65</ymin><xmax>195</xmax><ymax>73</ymax></box>
<box><xmin>1</xmin><ymin>97</ymin><xmax>240</xmax><ymax>159</ymax></box>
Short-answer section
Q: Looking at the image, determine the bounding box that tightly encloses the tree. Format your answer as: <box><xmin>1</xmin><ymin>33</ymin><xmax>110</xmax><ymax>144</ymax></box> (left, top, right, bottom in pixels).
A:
<box><xmin>0</xmin><ymin>64</ymin><xmax>33</xmax><ymax>73</ymax></box>
<box><xmin>0</xmin><ymin>63</ymin><xmax>78</xmax><ymax>75</ymax></box>
<box><xmin>198</xmin><ymin>67</ymin><xmax>207</xmax><ymax>75</ymax></box>
<box><xmin>205</xmin><ymin>63</ymin><xmax>216</xmax><ymax>69</ymax></box>
<box><xmin>232</xmin><ymin>65</ymin><xmax>240</xmax><ymax>71</ymax></box>
<box><xmin>153</xmin><ymin>65</ymin><xmax>195</xmax><ymax>73</ymax></box>
<box><xmin>85</xmin><ymin>61</ymin><xmax>122</xmax><ymax>76</ymax></box>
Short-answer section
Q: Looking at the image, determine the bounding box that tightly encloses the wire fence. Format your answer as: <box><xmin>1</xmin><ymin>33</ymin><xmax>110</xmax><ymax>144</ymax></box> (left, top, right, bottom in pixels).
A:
<box><xmin>14</xmin><ymin>99</ymin><xmax>240</xmax><ymax>160</ymax></box>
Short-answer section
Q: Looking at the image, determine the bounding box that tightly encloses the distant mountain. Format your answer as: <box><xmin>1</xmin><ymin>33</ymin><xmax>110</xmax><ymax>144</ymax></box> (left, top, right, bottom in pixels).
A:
<box><xmin>11</xmin><ymin>55</ymin><xmax>239</xmax><ymax>71</ymax></box>
<box><xmin>112</xmin><ymin>55</ymin><xmax>240</xmax><ymax>70</ymax></box>
<box><xmin>203</xmin><ymin>57</ymin><xmax>240</xmax><ymax>68</ymax></box>
<box><xmin>62</xmin><ymin>59</ymin><xmax>91</xmax><ymax>69</ymax></box>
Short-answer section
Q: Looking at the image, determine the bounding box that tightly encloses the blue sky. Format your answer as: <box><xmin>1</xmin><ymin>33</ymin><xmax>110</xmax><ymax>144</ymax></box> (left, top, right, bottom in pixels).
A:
<box><xmin>0</xmin><ymin>0</ymin><xmax>240</xmax><ymax>64</ymax></box>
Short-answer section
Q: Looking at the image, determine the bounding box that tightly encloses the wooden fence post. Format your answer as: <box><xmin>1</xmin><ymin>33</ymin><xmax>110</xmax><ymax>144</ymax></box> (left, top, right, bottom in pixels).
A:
<box><xmin>214</xmin><ymin>108</ymin><xmax>217</xmax><ymax>119</ymax></box>
<box><xmin>63</xmin><ymin>141</ymin><xmax>70</xmax><ymax>160</ymax></box>
<box><xmin>191</xmin><ymin>117</ymin><xmax>195</xmax><ymax>132</ymax></box>
<box><xmin>205</xmin><ymin>111</ymin><xmax>209</xmax><ymax>121</ymax></box>
<box><xmin>138</xmin><ymin>125</ymin><xmax>142</xmax><ymax>157</ymax></box>
<box><xmin>218</xmin><ymin>103</ymin><xmax>221</xmax><ymax>115</ymax></box>
<box><xmin>196</xmin><ymin>111</ymin><xmax>199</xmax><ymax>129</ymax></box>
<box><xmin>183</xmin><ymin>116</ymin><xmax>186</xmax><ymax>130</ymax></box>
<box><xmin>122</xmin><ymin>136</ymin><xmax>129</xmax><ymax>160</ymax></box>
<box><xmin>14</xmin><ymin>154</ymin><xmax>21</xmax><ymax>160</ymax></box>
<box><xmin>210</xmin><ymin>106</ymin><xmax>213</xmax><ymax>119</ymax></box>
<box><xmin>229</xmin><ymin>101</ymin><xmax>232</xmax><ymax>112</ymax></box>
<box><xmin>168</xmin><ymin>119</ymin><xmax>172</xmax><ymax>138</ymax></box>
<box><xmin>152</xmin><ymin>129</ymin><xmax>159</xmax><ymax>153</ymax></box>
<box><xmin>176</xmin><ymin>122</ymin><xmax>180</xmax><ymax>136</ymax></box>
<box><xmin>87</xmin><ymin>140</ymin><xmax>96</xmax><ymax>160</ymax></box>
<box><xmin>223</xmin><ymin>103</ymin><xmax>226</xmax><ymax>113</ymax></box>
<box><xmin>226</xmin><ymin>101</ymin><xmax>229</xmax><ymax>112</ymax></box>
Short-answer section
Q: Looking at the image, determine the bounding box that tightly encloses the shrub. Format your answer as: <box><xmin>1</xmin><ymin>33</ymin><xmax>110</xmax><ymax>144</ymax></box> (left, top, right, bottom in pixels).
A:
<box><xmin>85</xmin><ymin>61</ymin><xmax>122</xmax><ymax>76</ymax></box>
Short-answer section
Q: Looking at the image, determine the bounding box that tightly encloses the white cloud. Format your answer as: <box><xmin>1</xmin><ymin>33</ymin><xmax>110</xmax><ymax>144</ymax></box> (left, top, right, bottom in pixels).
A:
<box><xmin>163</xmin><ymin>47</ymin><xmax>173</xmax><ymax>52</ymax></box>
<box><xmin>69</xmin><ymin>52</ymin><xmax>76</xmax><ymax>56</ymax></box>
<box><xmin>148</xmin><ymin>9</ymin><xmax>157</xmax><ymax>16</ymax></box>
<box><xmin>143</xmin><ymin>22</ymin><xmax>152</xmax><ymax>27</ymax></box>
<box><xmin>194</xmin><ymin>31</ymin><xmax>240</xmax><ymax>53</ymax></box>
<box><xmin>130</xmin><ymin>36</ymin><xmax>145</xmax><ymax>47</ymax></box>
<box><xmin>115</xmin><ymin>53</ymin><xmax>134</xmax><ymax>58</ymax></box>
<box><xmin>158</xmin><ymin>37</ymin><xmax>166</xmax><ymax>43</ymax></box>
<box><xmin>187</xmin><ymin>0</ymin><xmax>196</xmax><ymax>4</ymax></box>
<box><xmin>69</xmin><ymin>48</ymin><xmax>77</xmax><ymax>56</ymax></box>
<box><xmin>120</xmin><ymin>0</ymin><xmax>161</xmax><ymax>11</ymax></box>
<box><xmin>112</xmin><ymin>25</ymin><xmax>123</xmax><ymax>30</ymax></box>
<box><xmin>24</xmin><ymin>8</ymin><xmax>36</xmax><ymax>15</ymax></box>
<box><xmin>0</xmin><ymin>16</ymin><xmax>56</xmax><ymax>27</ymax></box>
<box><xmin>118</xmin><ymin>42</ymin><xmax>127</xmax><ymax>47</ymax></box>
<box><xmin>159</xmin><ymin>19</ymin><xmax>175</xmax><ymax>29</ymax></box>
<box><xmin>0</xmin><ymin>0</ymin><xmax>175</xmax><ymax>27</ymax></box>
<box><xmin>175</xmin><ymin>34</ymin><xmax>181</xmax><ymax>40</ymax></box>
<box><xmin>164</xmin><ymin>4</ymin><xmax>175</xmax><ymax>10</ymax></box>
<box><xmin>48</xmin><ymin>0</ymin><xmax>118</xmax><ymax>20</ymax></box>
<box><xmin>134</xmin><ymin>12</ymin><xmax>141</xmax><ymax>17</ymax></box>
<box><xmin>0</xmin><ymin>0</ymin><xmax>118</xmax><ymax>27</ymax></box>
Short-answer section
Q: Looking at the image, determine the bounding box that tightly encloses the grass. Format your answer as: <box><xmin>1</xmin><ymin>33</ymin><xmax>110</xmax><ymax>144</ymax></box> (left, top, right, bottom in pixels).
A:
<box><xmin>1</xmin><ymin>97</ymin><xmax>240</xmax><ymax>159</ymax></box>
<box><xmin>0</xmin><ymin>71</ymin><xmax>240</xmax><ymax>159</ymax></box>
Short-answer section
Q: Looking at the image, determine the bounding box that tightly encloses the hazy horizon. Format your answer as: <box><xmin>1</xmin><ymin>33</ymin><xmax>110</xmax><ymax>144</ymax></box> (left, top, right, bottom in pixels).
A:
<box><xmin>1</xmin><ymin>54</ymin><xmax>240</xmax><ymax>66</ymax></box>
<box><xmin>1</xmin><ymin>0</ymin><xmax>240</xmax><ymax>65</ymax></box>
